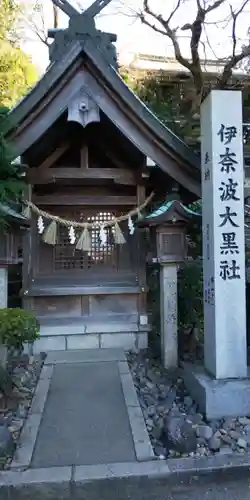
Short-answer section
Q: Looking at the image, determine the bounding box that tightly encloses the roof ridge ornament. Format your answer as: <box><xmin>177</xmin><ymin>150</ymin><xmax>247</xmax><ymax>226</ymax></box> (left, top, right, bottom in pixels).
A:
<box><xmin>52</xmin><ymin>0</ymin><xmax>112</xmax><ymax>19</ymax></box>
<box><xmin>48</xmin><ymin>0</ymin><xmax>117</xmax><ymax>66</ymax></box>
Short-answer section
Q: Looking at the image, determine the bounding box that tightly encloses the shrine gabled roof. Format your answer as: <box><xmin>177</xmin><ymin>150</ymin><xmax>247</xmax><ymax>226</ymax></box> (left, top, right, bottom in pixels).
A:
<box><xmin>7</xmin><ymin>40</ymin><xmax>201</xmax><ymax>197</ymax></box>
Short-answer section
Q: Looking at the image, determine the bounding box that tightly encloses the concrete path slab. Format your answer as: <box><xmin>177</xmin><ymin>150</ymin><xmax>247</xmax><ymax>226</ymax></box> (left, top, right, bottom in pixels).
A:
<box><xmin>31</xmin><ymin>360</ymin><xmax>135</xmax><ymax>467</ymax></box>
<box><xmin>11</xmin><ymin>349</ymin><xmax>154</xmax><ymax>470</ymax></box>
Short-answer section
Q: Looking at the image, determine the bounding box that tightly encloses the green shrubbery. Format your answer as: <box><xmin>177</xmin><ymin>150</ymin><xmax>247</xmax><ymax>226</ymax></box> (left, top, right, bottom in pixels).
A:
<box><xmin>0</xmin><ymin>308</ymin><xmax>40</xmax><ymax>352</ymax></box>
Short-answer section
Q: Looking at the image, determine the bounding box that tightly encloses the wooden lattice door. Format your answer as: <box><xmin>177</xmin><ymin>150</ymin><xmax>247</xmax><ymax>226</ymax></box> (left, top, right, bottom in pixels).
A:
<box><xmin>33</xmin><ymin>207</ymin><xmax>135</xmax><ymax>282</ymax></box>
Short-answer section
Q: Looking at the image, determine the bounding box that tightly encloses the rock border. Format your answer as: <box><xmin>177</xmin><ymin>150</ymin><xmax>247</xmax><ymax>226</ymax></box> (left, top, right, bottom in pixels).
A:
<box><xmin>118</xmin><ymin>361</ymin><xmax>155</xmax><ymax>462</ymax></box>
<box><xmin>10</xmin><ymin>363</ymin><xmax>53</xmax><ymax>470</ymax></box>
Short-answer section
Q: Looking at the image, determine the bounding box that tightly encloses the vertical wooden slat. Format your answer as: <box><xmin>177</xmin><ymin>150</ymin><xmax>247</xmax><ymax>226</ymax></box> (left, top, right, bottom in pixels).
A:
<box><xmin>22</xmin><ymin>183</ymin><xmax>33</xmax><ymax>310</ymax></box>
<box><xmin>80</xmin><ymin>145</ymin><xmax>89</xmax><ymax>169</ymax></box>
<box><xmin>136</xmin><ymin>183</ymin><xmax>147</xmax><ymax>320</ymax></box>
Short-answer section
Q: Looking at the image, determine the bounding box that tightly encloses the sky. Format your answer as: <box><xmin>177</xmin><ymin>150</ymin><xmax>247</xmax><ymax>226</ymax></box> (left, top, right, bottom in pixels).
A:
<box><xmin>22</xmin><ymin>0</ymin><xmax>250</xmax><ymax>74</ymax></box>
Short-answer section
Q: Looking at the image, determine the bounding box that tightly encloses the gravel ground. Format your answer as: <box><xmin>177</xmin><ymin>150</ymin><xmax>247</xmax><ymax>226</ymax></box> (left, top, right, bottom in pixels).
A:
<box><xmin>0</xmin><ymin>352</ymin><xmax>44</xmax><ymax>469</ymax></box>
<box><xmin>127</xmin><ymin>349</ymin><xmax>250</xmax><ymax>459</ymax></box>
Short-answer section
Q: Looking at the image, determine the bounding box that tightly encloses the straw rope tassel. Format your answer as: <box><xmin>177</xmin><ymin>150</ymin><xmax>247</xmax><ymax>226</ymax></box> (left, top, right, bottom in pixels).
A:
<box><xmin>22</xmin><ymin>205</ymin><xmax>31</xmax><ymax>219</ymax></box>
<box><xmin>76</xmin><ymin>226</ymin><xmax>91</xmax><ymax>251</ymax></box>
<box><xmin>43</xmin><ymin>221</ymin><xmax>57</xmax><ymax>245</ymax></box>
<box><xmin>114</xmin><ymin>222</ymin><xmax>126</xmax><ymax>245</ymax></box>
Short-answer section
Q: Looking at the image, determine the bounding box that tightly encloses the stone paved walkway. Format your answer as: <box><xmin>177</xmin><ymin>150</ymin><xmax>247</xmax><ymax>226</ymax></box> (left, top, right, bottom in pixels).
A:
<box><xmin>11</xmin><ymin>349</ymin><xmax>154</xmax><ymax>470</ymax></box>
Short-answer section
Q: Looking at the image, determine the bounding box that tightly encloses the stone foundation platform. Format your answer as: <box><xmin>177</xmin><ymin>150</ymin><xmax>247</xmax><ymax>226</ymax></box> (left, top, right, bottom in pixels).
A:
<box><xmin>31</xmin><ymin>317</ymin><xmax>150</xmax><ymax>353</ymax></box>
<box><xmin>183</xmin><ymin>363</ymin><xmax>250</xmax><ymax>420</ymax></box>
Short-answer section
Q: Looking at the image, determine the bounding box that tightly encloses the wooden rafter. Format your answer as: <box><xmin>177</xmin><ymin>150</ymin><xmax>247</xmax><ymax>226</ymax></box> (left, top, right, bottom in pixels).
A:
<box><xmin>26</xmin><ymin>143</ymin><xmax>69</xmax><ymax>183</ymax></box>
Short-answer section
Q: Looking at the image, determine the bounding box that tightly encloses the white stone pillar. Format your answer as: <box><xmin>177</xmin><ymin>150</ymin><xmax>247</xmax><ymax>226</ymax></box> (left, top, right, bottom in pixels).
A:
<box><xmin>0</xmin><ymin>267</ymin><xmax>7</xmax><ymax>309</ymax></box>
<box><xmin>201</xmin><ymin>90</ymin><xmax>247</xmax><ymax>379</ymax></box>
<box><xmin>160</xmin><ymin>263</ymin><xmax>178</xmax><ymax>370</ymax></box>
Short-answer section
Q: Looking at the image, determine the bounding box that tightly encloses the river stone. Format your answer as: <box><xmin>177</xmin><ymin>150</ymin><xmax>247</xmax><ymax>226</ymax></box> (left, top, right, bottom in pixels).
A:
<box><xmin>238</xmin><ymin>417</ymin><xmax>250</xmax><ymax>426</ymax></box>
<box><xmin>229</xmin><ymin>430</ymin><xmax>242</xmax><ymax>440</ymax></box>
<box><xmin>147</xmin><ymin>405</ymin><xmax>156</xmax><ymax>417</ymax></box>
<box><xmin>219</xmin><ymin>447</ymin><xmax>233</xmax><ymax>455</ymax></box>
<box><xmin>223</xmin><ymin>418</ymin><xmax>236</xmax><ymax>430</ymax></box>
<box><xmin>161</xmin><ymin>388</ymin><xmax>177</xmax><ymax>410</ymax></box>
<box><xmin>0</xmin><ymin>424</ymin><xmax>14</xmax><ymax>457</ymax></box>
<box><xmin>187</xmin><ymin>413</ymin><xmax>203</xmax><ymax>426</ymax></box>
<box><xmin>183</xmin><ymin>396</ymin><xmax>193</xmax><ymax>409</ymax></box>
<box><xmin>220</xmin><ymin>434</ymin><xmax>233</xmax><ymax>445</ymax></box>
<box><xmin>208</xmin><ymin>435</ymin><xmax>221</xmax><ymax>452</ymax></box>
<box><xmin>162</xmin><ymin>415</ymin><xmax>197</xmax><ymax>454</ymax></box>
<box><xmin>151</xmin><ymin>424</ymin><xmax>163</xmax><ymax>440</ymax></box>
<box><xmin>237</xmin><ymin>438</ymin><xmax>247</xmax><ymax>450</ymax></box>
<box><xmin>196</xmin><ymin>425</ymin><xmax>213</xmax><ymax>440</ymax></box>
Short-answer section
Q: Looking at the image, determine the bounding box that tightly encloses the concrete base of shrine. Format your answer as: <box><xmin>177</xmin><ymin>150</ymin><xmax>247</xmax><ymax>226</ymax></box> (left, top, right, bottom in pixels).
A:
<box><xmin>183</xmin><ymin>363</ymin><xmax>250</xmax><ymax>420</ymax></box>
<box><xmin>25</xmin><ymin>317</ymin><xmax>150</xmax><ymax>354</ymax></box>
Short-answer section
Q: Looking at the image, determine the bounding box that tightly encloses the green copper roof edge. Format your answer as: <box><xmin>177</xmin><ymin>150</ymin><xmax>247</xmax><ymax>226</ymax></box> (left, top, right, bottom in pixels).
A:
<box><xmin>179</xmin><ymin>202</ymin><xmax>201</xmax><ymax>216</ymax></box>
<box><xmin>145</xmin><ymin>200</ymin><xmax>201</xmax><ymax>219</ymax></box>
<box><xmin>145</xmin><ymin>200</ymin><xmax>173</xmax><ymax>218</ymax></box>
<box><xmin>0</xmin><ymin>202</ymin><xmax>29</xmax><ymax>224</ymax></box>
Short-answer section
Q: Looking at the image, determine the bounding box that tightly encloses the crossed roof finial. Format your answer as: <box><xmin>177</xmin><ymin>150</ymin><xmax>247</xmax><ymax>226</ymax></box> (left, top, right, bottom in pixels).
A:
<box><xmin>48</xmin><ymin>0</ymin><xmax>117</xmax><ymax>66</ymax></box>
<box><xmin>52</xmin><ymin>0</ymin><xmax>112</xmax><ymax>19</ymax></box>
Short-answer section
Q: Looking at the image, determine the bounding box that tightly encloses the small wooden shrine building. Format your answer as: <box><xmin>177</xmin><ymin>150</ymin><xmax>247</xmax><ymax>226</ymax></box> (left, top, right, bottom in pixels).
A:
<box><xmin>6</xmin><ymin>0</ymin><xmax>200</xmax><ymax>352</ymax></box>
<box><xmin>0</xmin><ymin>203</ymin><xmax>29</xmax><ymax>309</ymax></box>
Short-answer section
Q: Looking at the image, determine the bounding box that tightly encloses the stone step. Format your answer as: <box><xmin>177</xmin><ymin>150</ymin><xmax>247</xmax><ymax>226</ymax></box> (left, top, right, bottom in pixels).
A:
<box><xmin>37</xmin><ymin>314</ymin><xmax>147</xmax><ymax>336</ymax></box>
<box><xmin>31</xmin><ymin>315</ymin><xmax>150</xmax><ymax>354</ymax></box>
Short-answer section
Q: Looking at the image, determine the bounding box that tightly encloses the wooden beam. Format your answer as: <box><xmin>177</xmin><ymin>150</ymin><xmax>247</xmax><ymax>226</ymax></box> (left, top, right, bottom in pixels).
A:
<box><xmin>38</xmin><ymin>144</ymin><xmax>69</xmax><ymax>170</ymax></box>
<box><xmin>33</xmin><ymin>194</ymin><xmax>137</xmax><ymax>206</ymax></box>
<box><xmin>26</xmin><ymin>144</ymin><xmax>70</xmax><ymax>184</ymax></box>
<box><xmin>27</xmin><ymin>167</ymin><xmax>136</xmax><ymax>185</ymax></box>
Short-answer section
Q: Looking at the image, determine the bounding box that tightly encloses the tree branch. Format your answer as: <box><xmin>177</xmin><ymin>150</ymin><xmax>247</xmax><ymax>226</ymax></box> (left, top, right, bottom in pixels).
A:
<box><xmin>138</xmin><ymin>0</ymin><xmax>250</xmax><ymax>111</ymax></box>
<box><xmin>218</xmin><ymin>43</ymin><xmax>250</xmax><ymax>88</ymax></box>
<box><xmin>205</xmin><ymin>0</ymin><xmax>226</xmax><ymax>14</ymax></box>
<box><xmin>141</xmin><ymin>0</ymin><xmax>192</xmax><ymax>71</ymax></box>
<box><xmin>218</xmin><ymin>0</ymin><xmax>250</xmax><ymax>88</ymax></box>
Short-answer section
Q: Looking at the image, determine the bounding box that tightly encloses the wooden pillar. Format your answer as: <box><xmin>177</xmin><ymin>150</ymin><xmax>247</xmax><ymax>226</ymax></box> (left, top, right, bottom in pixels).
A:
<box><xmin>22</xmin><ymin>184</ymin><xmax>33</xmax><ymax>310</ymax></box>
<box><xmin>136</xmin><ymin>184</ymin><xmax>148</xmax><ymax>327</ymax></box>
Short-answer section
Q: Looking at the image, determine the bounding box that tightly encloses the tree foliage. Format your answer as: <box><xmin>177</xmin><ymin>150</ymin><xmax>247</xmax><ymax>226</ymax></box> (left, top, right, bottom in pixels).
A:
<box><xmin>124</xmin><ymin>71</ymin><xmax>191</xmax><ymax>141</ymax></box>
<box><xmin>0</xmin><ymin>41</ymin><xmax>38</xmax><ymax>108</ymax></box>
<box><xmin>122</xmin><ymin>68</ymin><xmax>250</xmax><ymax>155</ymax></box>
<box><xmin>0</xmin><ymin>110</ymin><xmax>25</xmax><ymax>206</ymax></box>
<box><xmin>0</xmin><ymin>0</ymin><xmax>38</xmax><ymax>109</ymax></box>
<box><xmin>0</xmin><ymin>0</ymin><xmax>21</xmax><ymax>43</ymax></box>
<box><xmin>0</xmin><ymin>0</ymin><xmax>38</xmax><ymax>211</ymax></box>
